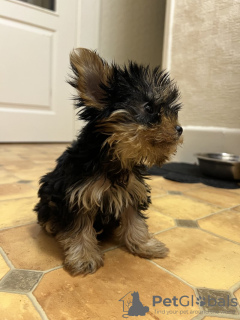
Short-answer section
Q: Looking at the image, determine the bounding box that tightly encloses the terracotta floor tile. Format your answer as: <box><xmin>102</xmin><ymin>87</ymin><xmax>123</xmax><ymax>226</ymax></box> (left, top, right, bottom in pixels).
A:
<box><xmin>184</xmin><ymin>187</ymin><xmax>240</xmax><ymax>208</ymax></box>
<box><xmin>154</xmin><ymin>228</ymin><xmax>240</xmax><ymax>289</ymax></box>
<box><xmin>0</xmin><ymin>168</ymin><xmax>18</xmax><ymax>184</ymax></box>
<box><xmin>20</xmin><ymin>145</ymin><xmax>68</xmax><ymax>160</ymax></box>
<box><xmin>198</xmin><ymin>210</ymin><xmax>240</xmax><ymax>243</ymax></box>
<box><xmin>0</xmin><ymin>183</ymin><xmax>36</xmax><ymax>200</ymax></box>
<box><xmin>1</xmin><ymin>144</ymin><xmax>44</xmax><ymax>154</ymax></box>
<box><xmin>0</xmin><ymin>223</ymin><xmax>119</xmax><ymax>271</ymax></box>
<box><xmin>30</xmin><ymin>180</ymin><xmax>41</xmax><ymax>190</ymax></box>
<box><xmin>229</xmin><ymin>188</ymin><xmax>240</xmax><ymax>195</ymax></box>
<box><xmin>0</xmin><ymin>154</ymin><xmax>24</xmax><ymax>166</ymax></box>
<box><xmin>152</xmin><ymin>194</ymin><xmax>221</xmax><ymax>219</ymax></box>
<box><xmin>34</xmin><ymin>249</ymin><xmax>199</xmax><ymax>320</ymax></box>
<box><xmin>3</xmin><ymin>160</ymin><xmax>38</xmax><ymax>171</ymax></box>
<box><xmin>0</xmin><ymin>197</ymin><xmax>37</xmax><ymax>229</ymax></box>
<box><xmin>232</xmin><ymin>205</ymin><xmax>240</xmax><ymax>213</ymax></box>
<box><xmin>0</xmin><ymin>144</ymin><xmax>61</xmax><ymax>154</ymax></box>
<box><xmin>150</xmin><ymin>175</ymin><xmax>162</xmax><ymax>181</ymax></box>
<box><xmin>9</xmin><ymin>167</ymin><xmax>47</xmax><ymax>181</ymax></box>
<box><xmin>0</xmin><ymin>224</ymin><xmax>64</xmax><ymax>271</ymax></box>
<box><xmin>149</xmin><ymin>177</ymin><xmax>204</xmax><ymax>193</ymax></box>
<box><xmin>1</xmin><ymin>143</ymin><xmax>240</xmax><ymax>319</ymax></box>
<box><xmin>32</xmin><ymin>159</ymin><xmax>56</xmax><ymax>170</ymax></box>
<box><xmin>147</xmin><ymin>178</ymin><xmax>167</xmax><ymax>198</ymax></box>
<box><xmin>0</xmin><ymin>292</ymin><xmax>42</xmax><ymax>320</ymax></box>
<box><xmin>0</xmin><ymin>254</ymin><xmax>10</xmax><ymax>280</ymax></box>
<box><xmin>146</xmin><ymin>209</ymin><xmax>175</xmax><ymax>233</ymax></box>
<box><xmin>150</xmin><ymin>188</ymin><xmax>167</xmax><ymax>198</ymax></box>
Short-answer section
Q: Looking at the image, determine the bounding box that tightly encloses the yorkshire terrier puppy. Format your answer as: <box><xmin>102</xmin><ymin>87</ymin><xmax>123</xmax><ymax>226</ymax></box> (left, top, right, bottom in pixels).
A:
<box><xmin>34</xmin><ymin>48</ymin><xmax>183</xmax><ymax>275</ymax></box>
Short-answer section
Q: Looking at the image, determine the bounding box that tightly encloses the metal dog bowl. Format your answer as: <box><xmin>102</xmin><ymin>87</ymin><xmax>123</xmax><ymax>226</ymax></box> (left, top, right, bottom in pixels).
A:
<box><xmin>196</xmin><ymin>153</ymin><xmax>240</xmax><ymax>180</ymax></box>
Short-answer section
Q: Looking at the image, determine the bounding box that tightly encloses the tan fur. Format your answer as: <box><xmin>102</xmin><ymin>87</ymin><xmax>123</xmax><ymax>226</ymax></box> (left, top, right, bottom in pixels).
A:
<box><xmin>43</xmin><ymin>221</ymin><xmax>55</xmax><ymax>234</ymax></box>
<box><xmin>40</xmin><ymin>218</ymin><xmax>58</xmax><ymax>236</ymax></box>
<box><xmin>70</xmin><ymin>48</ymin><xmax>113</xmax><ymax>110</ymax></box>
<box><xmin>56</xmin><ymin>215</ymin><xmax>103</xmax><ymax>275</ymax></box>
<box><xmin>97</xmin><ymin>110</ymin><xmax>183</xmax><ymax>169</ymax></box>
<box><xmin>68</xmin><ymin>173</ymin><xmax>149</xmax><ymax>219</ymax></box>
<box><xmin>118</xmin><ymin>206</ymin><xmax>169</xmax><ymax>258</ymax></box>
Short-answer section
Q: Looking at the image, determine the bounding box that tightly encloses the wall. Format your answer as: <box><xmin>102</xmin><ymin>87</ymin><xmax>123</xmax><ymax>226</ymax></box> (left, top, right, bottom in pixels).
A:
<box><xmin>168</xmin><ymin>0</ymin><xmax>240</xmax><ymax>162</ymax></box>
<box><xmin>98</xmin><ymin>0</ymin><xmax>166</xmax><ymax>67</ymax></box>
<box><xmin>76</xmin><ymin>0</ymin><xmax>166</xmax><ymax>135</ymax></box>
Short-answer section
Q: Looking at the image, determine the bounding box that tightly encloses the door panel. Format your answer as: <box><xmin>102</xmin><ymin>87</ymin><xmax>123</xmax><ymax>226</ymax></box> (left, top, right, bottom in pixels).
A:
<box><xmin>0</xmin><ymin>0</ymin><xmax>78</xmax><ymax>141</ymax></box>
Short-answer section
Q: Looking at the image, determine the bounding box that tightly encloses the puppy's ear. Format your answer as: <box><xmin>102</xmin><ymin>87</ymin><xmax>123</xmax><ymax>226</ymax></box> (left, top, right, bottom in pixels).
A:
<box><xmin>69</xmin><ymin>48</ymin><xmax>112</xmax><ymax>109</ymax></box>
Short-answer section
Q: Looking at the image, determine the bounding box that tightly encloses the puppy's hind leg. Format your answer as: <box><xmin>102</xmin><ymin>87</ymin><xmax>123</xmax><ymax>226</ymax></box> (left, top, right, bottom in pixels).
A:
<box><xmin>118</xmin><ymin>206</ymin><xmax>169</xmax><ymax>259</ymax></box>
<box><xmin>56</xmin><ymin>214</ymin><xmax>104</xmax><ymax>276</ymax></box>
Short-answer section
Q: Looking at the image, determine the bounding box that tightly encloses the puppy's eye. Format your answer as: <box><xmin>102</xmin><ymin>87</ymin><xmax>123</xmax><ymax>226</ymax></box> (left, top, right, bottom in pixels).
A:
<box><xmin>144</xmin><ymin>104</ymin><xmax>153</xmax><ymax>114</ymax></box>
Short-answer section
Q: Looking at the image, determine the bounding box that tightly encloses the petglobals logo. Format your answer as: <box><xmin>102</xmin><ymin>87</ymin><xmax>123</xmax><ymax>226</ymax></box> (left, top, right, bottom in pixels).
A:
<box><xmin>153</xmin><ymin>294</ymin><xmax>238</xmax><ymax>308</ymax></box>
<box><xmin>119</xmin><ymin>291</ymin><xmax>149</xmax><ymax>318</ymax></box>
<box><xmin>119</xmin><ymin>291</ymin><xmax>238</xmax><ymax>318</ymax></box>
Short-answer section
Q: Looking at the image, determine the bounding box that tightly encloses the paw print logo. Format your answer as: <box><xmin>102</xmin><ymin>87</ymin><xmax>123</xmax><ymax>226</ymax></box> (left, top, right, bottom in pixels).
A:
<box><xmin>196</xmin><ymin>296</ymin><xmax>206</xmax><ymax>306</ymax></box>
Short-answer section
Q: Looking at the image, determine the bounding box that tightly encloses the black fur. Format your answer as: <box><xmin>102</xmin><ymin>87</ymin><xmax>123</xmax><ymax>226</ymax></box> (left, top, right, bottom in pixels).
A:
<box><xmin>34</xmin><ymin>48</ymin><xmax>182</xmax><ymax>274</ymax></box>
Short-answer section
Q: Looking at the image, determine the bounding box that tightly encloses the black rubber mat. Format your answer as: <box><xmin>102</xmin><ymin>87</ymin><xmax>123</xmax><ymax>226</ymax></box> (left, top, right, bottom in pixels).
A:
<box><xmin>148</xmin><ymin>163</ymin><xmax>240</xmax><ymax>189</ymax></box>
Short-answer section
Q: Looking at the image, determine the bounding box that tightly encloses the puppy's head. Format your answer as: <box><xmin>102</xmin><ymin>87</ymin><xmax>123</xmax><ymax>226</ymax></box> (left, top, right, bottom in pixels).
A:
<box><xmin>69</xmin><ymin>48</ymin><xmax>183</xmax><ymax>168</ymax></box>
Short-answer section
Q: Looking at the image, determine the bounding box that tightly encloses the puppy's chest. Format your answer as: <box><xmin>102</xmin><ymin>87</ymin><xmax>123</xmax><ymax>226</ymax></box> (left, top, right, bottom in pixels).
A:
<box><xmin>69</xmin><ymin>173</ymin><xmax>149</xmax><ymax>217</ymax></box>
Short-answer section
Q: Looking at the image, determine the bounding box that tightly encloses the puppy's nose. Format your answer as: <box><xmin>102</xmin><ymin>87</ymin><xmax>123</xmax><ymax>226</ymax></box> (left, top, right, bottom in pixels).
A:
<box><xmin>176</xmin><ymin>125</ymin><xmax>183</xmax><ymax>136</ymax></box>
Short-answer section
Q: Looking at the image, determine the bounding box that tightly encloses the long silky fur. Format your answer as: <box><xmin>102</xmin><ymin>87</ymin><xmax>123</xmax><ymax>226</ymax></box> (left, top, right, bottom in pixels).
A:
<box><xmin>34</xmin><ymin>48</ymin><xmax>182</xmax><ymax>275</ymax></box>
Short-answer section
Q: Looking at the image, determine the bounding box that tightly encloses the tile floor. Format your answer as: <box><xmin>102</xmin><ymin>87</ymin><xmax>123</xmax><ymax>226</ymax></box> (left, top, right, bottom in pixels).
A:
<box><xmin>0</xmin><ymin>144</ymin><xmax>240</xmax><ymax>320</ymax></box>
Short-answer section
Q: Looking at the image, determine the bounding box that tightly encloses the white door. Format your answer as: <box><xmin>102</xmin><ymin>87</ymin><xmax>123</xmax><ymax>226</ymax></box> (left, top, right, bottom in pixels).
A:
<box><xmin>0</xmin><ymin>0</ymin><xmax>78</xmax><ymax>142</ymax></box>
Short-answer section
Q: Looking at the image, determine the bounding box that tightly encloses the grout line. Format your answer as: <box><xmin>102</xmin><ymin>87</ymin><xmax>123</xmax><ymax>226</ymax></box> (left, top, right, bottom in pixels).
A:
<box><xmin>149</xmin><ymin>263</ymin><xmax>239</xmax><ymax>317</ymax></box>
<box><xmin>153</xmin><ymin>226</ymin><xmax>177</xmax><ymax>235</ymax></box>
<box><xmin>196</xmin><ymin>210</ymin><xmax>226</xmax><ymax>221</ymax></box>
<box><xmin>229</xmin><ymin>281</ymin><xmax>240</xmax><ymax>294</ymax></box>
<box><xmin>180</xmin><ymin>188</ymin><xmax>223</xmax><ymax>203</ymax></box>
<box><xmin>0</xmin><ymin>288</ymin><xmax>32</xmax><ymax>295</ymax></box>
<box><xmin>149</xmin><ymin>204</ymin><xmax>178</xmax><ymax>220</ymax></box>
<box><xmin>0</xmin><ymin>271</ymin><xmax>13</xmax><ymax>288</ymax></box>
<box><xmin>200</xmin><ymin>228</ymin><xmax>240</xmax><ymax>246</ymax></box>
<box><xmin>231</xmin><ymin>205</ymin><xmax>240</xmax><ymax>211</ymax></box>
<box><xmin>179</xmin><ymin>192</ymin><xmax>226</xmax><ymax>208</ymax></box>
<box><xmin>43</xmin><ymin>265</ymin><xmax>63</xmax><ymax>274</ymax></box>
<box><xmin>0</xmin><ymin>221</ymin><xmax>37</xmax><ymax>232</ymax></box>
<box><xmin>151</xmin><ymin>194</ymin><xmax>231</xmax><ymax>222</ymax></box>
<box><xmin>196</xmin><ymin>205</ymin><xmax>240</xmax><ymax>221</ymax></box>
<box><xmin>147</xmin><ymin>259</ymin><xmax>195</xmax><ymax>289</ymax></box>
<box><xmin>151</xmin><ymin>193</ymin><xmax>239</xmax><ymax>224</ymax></box>
<box><xmin>27</xmin><ymin>292</ymin><xmax>49</xmax><ymax>320</ymax></box>
<box><xmin>150</xmin><ymin>193</ymin><xmax>168</xmax><ymax>200</ymax></box>
<box><xmin>6</xmin><ymin>268</ymin><xmax>44</xmax><ymax>273</ymax></box>
<box><xmin>0</xmin><ymin>195</ymin><xmax>37</xmax><ymax>203</ymax></box>
<box><xmin>192</xmin><ymin>287</ymin><xmax>204</xmax><ymax>314</ymax></box>
<box><xmin>0</xmin><ymin>195</ymin><xmax>38</xmax><ymax>203</ymax></box>
<box><xmin>182</xmin><ymin>191</ymin><xmax>240</xmax><ymax>210</ymax></box>
<box><xmin>228</xmin><ymin>190</ymin><xmax>240</xmax><ymax>196</ymax></box>
<box><xmin>151</xmin><ymin>193</ymin><xmax>168</xmax><ymax>199</ymax></box>
<box><xmin>0</xmin><ymin>247</ymin><xmax>15</xmax><ymax>270</ymax></box>
<box><xmin>196</xmin><ymin>286</ymin><xmax>235</xmax><ymax>292</ymax></box>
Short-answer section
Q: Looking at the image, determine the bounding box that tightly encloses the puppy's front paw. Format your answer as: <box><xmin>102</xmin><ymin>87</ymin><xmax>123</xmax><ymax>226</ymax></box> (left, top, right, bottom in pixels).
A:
<box><xmin>64</xmin><ymin>254</ymin><xmax>104</xmax><ymax>276</ymax></box>
<box><xmin>128</xmin><ymin>237</ymin><xmax>169</xmax><ymax>259</ymax></box>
